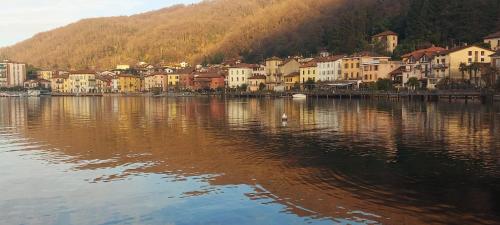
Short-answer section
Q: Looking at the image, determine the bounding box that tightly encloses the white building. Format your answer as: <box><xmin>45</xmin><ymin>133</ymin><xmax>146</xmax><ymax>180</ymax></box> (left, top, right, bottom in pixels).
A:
<box><xmin>316</xmin><ymin>55</ymin><xmax>345</xmax><ymax>82</ymax></box>
<box><xmin>0</xmin><ymin>61</ymin><xmax>26</xmax><ymax>88</ymax></box>
<box><xmin>227</xmin><ymin>64</ymin><xmax>257</xmax><ymax>89</ymax></box>
<box><xmin>68</xmin><ymin>71</ymin><xmax>97</xmax><ymax>93</ymax></box>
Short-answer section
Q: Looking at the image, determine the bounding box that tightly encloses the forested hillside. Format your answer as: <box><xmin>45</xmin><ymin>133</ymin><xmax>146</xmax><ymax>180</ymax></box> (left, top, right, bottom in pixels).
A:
<box><xmin>0</xmin><ymin>0</ymin><xmax>498</xmax><ymax>69</ymax></box>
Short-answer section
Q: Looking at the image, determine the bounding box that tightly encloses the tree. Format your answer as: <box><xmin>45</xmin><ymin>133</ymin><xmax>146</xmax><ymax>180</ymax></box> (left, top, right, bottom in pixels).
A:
<box><xmin>406</xmin><ymin>77</ymin><xmax>419</xmax><ymax>90</ymax></box>
<box><xmin>459</xmin><ymin>63</ymin><xmax>467</xmax><ymax>80</ymax></box>
<box><xmin>304</xmin><ymin>79</ymin><xmax>316</xmax><ymax>91</ymax></box>
<box><xmin>259</xmin><ymin>82</ymin><xmax>266</xmax><ymax>91</ymax></box>
<box><xmin>239</xmin><ymin>83</ymin><xmax>248</xmax><ymax>91</ymax></box>
<box><xmin>376</xmin><ymin>79</ymin><xmax>393</xmax><ymax>91</ymax></box>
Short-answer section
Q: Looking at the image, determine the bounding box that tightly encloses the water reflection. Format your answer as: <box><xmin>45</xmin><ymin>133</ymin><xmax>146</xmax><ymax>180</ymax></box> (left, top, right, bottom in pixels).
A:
<box><xmin>0</xmin><ymin>97</ymin><xmax>499</xmax><ymax>225</ymax></box>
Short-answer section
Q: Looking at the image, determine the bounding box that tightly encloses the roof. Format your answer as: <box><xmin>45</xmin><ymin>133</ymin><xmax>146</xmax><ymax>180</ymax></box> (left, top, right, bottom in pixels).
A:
<box><xmin>389</xmin><ymin>66</ymin><xmax>405</xmax><ymax>76</ymax></box>
<box><xmin>350</xmin><ymin>51</ymin><xmax>387</xmax><ymax>58</ymax></box>
<box><xmin>402</xmin><ymin>46</ymin><xmax>446</xmax><ymax>60</ymax></box>
<box><xmin>490</xmin><ymin>50</ymin><xmax>500</xmax><ymax>57</ymax></box>
<box><xmin>315</xmin><ymin>55</ymin><xmax>346</xmax><ymax>63</ymax></box>
<box><xmin>117</xmin><ymin>74</ymin><xmax>139</xmax><ymax>78</ymax></box>
<box><xmin>300</xmin><ymin>61</ymin><xmax>317</xmax><ymax>68</ymax></box>
<box><xmin>484</xmin><ymin>31</ymin><xmax>500</xmax><ymax>39</ymax></box>
<box><xmin>279</xmin><ymin>58</ymin><xmax>299</xmax><ymax>66</ymax></box>
<box><xmin>266</xmin><ymin>56</ymin><xmax>282</xmax><ymax>61</ymax></box>
<box><xmin>284</xmin><ymin>72</ymin><xmax>300</xmax><ymax>77</ymax></box>
<box><xmin>248</xmin><ymin>75</ymin><xmax>267</xmax><ymax>80</ymax></box>
<box><xmin>194</xmin><ymin>73</ymin><xmax>224</xmax><ymax>78</ymax></box>
<box><xmin>229</xmin><ymin>63</ymin><xmax>259</xmax><ymax>69</ymax></box>
<box><xmin>437</xmin><ymin>45</ymin><xmax>493</xmax><ymax>55</ymax></box>
<box><xmin>373</xmin><ymin>30</ymin><xmax>398</xmax><ymax>37</ymax></box>
<box><xmin>69</xmin><ymin>70</ymin><xmax>96</xmax><ymax>75</ymax></box>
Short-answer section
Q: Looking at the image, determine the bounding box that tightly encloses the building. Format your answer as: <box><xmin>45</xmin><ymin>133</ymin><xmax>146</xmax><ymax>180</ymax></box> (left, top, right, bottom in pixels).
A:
<box><xmin>144</xmin><ymin>73</ymin><xmax>168</xmax><ymax>92</ymax></box>
<box><xmin>37</xmin><ymin>71</ymin><xmax>54</xmax><ymax>80</ymax></box>
<box><xmin>116</xmin><ymin>65</ymin><xmax>131</xmax><ymax>70</ymax></box>
<box><xmin>360</xmin><ymin>56</ymin><xmax>401</xmax><ymax>83</ymax></box>
<box><xmin>372</xmin><ymin>31</ymin><xmax>398</xmax><ymax>53</ymax></box>
<box><xmin>24</xmin><ymin>79</ymin><xmax>51</xmax><ymax>89</ymax></box>
<box><xmin>193</xmin><ymin>72</ymin><xmax>225</xmax><ymax>91</ymax></box>
<box><xmin>484</xmin><ymin>31</ymin><xmax>500</xmax><ymax>51</ymax></box>
<box><xmin>50</xmin><ymin>74</ymin><xmax>70</xmax><ymax>93</ymax></box>
<box><xmin>316</xmin><ymin>55</ymin><xmax>344</xmax><ymax>82</ymax></box>
<box><xmin>491</xmin><ymin>51</ymin><xmax>500</xmax><ymax>69</ymax></box>
<box><xmin>0</xmin><ymin>61</ymin><xmax>26</xmax><ymax>88</ymax></box>
<box><xmin>112</xmin><ymin>74</ymin><xmax>141</xmax><ymax>93</ymax></box>
<box><xmin>284</xmin><ymin>72</ymin><xmax>300</xmax><ymax>91</ymax></box>
<box><xmin>248</xmin><ymin>75</ymin><xmax>267</xmax><ymax>92</ymax></box>
<box><xmin>265</xmin><ymin>57</ymin><xmax>283</xmax><ymax>85</ymax></box>
<box><xmin>433</xmin><ymin>45</ymin><xmax>495</xmax><ymax>80</ymax></box>
<box><xmin>68</xmin><ymin>71</ymin><xmax>97</xmax><ymax>93</ymax></box>
<box><xmin>401</xmin><ymin>46</ymin><xmax>446</xmax><ymax>89</ymax></box>
<box><xmin>227</xmin><ymin>64</ymin><xmax>257</xmax><ymax>89</ymax></box>
<box><xmin>299</xmin><ymin>61</ymin><xmax>318</xmax><ymax>84</ymax></box>
<box><xmin>96</xmin><ymin>77</ymin><xmax>112</xmax><ymax>93</ymax></box>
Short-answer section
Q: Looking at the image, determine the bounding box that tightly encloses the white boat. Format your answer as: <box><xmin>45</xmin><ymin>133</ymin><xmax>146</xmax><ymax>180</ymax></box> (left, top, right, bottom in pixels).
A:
<box><xmin>292</xmin><ymin>94</ymin><xmax>307</xmax><ymax>99</ymax></box>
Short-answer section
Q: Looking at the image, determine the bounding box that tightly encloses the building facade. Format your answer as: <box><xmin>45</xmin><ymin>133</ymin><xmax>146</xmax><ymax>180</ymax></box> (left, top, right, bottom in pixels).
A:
<box><xmin>316</xmin><ymin>55</ymin><xmax>344</xmax><ymax>82</ymax></box>
<box><xmin>372</xmin><ymin>31</ymin><xmax>398</xmax><ymax>53</ymax></box>
<box><xmin>0</xmin><ymin>61</ymin><xmax>26</xmax><ymax>88</ymax></box>
<box><xmin>227</xmin><ymin>64</ymin><xmax>256</xmax><ymax>89</ymax></box>
<box><xmin>433</xmin><ymin>45</ymin><xmax>494</xmax><ymax>80</ymax></box>
<box><xmin>68</xmin><ymin>71</ymin><xmax>97</xmax><ymax>93</ymax></box>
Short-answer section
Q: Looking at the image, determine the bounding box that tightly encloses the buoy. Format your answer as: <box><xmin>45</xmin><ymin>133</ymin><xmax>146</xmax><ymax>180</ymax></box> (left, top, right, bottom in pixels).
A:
<box><xmin>282</xmin><ymin>113</ymin><xmax>288</xmax><ymax>121</ymax></box>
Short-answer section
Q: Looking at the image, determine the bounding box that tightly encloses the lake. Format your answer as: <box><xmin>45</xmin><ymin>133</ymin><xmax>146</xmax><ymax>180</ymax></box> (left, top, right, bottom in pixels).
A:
<box><xmin>0</xmin><ymin>97</ymin><xmax>499</xmax><ymax>225</ymax></box>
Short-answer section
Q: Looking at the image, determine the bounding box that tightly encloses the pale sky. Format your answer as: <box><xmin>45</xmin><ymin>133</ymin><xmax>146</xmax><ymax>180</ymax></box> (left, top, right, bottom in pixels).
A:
<box><xmin>0</xmin><ymin>0</ymin><xmax>201</xmax><ymax>47</ymax></box>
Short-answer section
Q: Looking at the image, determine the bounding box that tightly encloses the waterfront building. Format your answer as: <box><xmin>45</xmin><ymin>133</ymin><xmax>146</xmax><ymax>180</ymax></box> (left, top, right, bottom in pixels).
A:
<box><xmin>24</xmin><ymin>79</ymin><xmax>51</xmax><ymax>89</ymax></box>
<box><xmin>68</xmin><ymin>71</ymin><xmax>97</xmax><ymax>93</ymax></box>
<box><xmin>400</xmin><ymin>46</ymin><xmax>446</xmax><ymax>89</ymax></box>
<box><xmin>248</xmin><ymin>75</ymin><xmax>266</xmax><ymax>92</ymax></box>
<box><xmin>284</xmin><ymin>72</ymin><xmax>300</xmax><ymax>91</ymax></box>
<box><xmin>227</xmin><ymin>64</ymin><xmax>257</xmax><ymax>89</ymax></box>
<box><xmin>484</xmin><ymin>31</ymin><xmax>500</xmax><ymax>51</ymax></box>
<box><xmin>96</xmin><ymin>77</ymin><xmax>112</xmax><ymax>93</ymax></box>
<box><xmin>360</xmin><ymin>57</ymin><xmax>401</xmax><ymax>83</ymax></box>
<box><xmin>50</xmin><ymin>74</ymin><xmax>69</xmax><ymax>93</ymax></box>
<box><xmin>316</xmin><ymin>55</ymin><xmax>344</xmax><ymax>82</ymax></box>
<box><xmin>265</xmin><ymin>56</ymin><xmax>283</xmax><ymax>85</ymax></box>
<box><xmin>299</xmin><ymin>61</ymin><xmax>318</xmax><ymax>84</ymax></box>
<box><xmin>144</xmin><ymin>73</ymin><xmax>168</xmax><ymax>92</ymax></box>
<box><xmin>116</xmin><ymin>65</ymin><xmax>130</xmax><ymax>70</ymax></box>
<box><xmin>112</xmin><ymin>74</ymin><xmax>141</xmax><ymax>93</ymax></box>
<box><xmin>372</xmin><ymin>30</ymin><xmax>398</xmax><ymax>53</ymax></box>
<box><xmin>433</xmin><ymin>45</ymin><xmax>494</xmax><ymax>80</ymax></box>
<box><xmin>37</xmin><ymin>71</ymin><xmax>55</xmax><ymax>80</ymax></box>
<box><xmin>0</xmin><ymin>60</ymin><xmax>26</xmax><ymax>88</ymax></box>
<box><xmin>193</xmin><ymin>72</ymin><xmax>225</xmax><ymax>91</ymax></box>
<box><xmin>179</xmin><ymin>74</ymin><xmax>195</xmax><ymax>90</ymax></box>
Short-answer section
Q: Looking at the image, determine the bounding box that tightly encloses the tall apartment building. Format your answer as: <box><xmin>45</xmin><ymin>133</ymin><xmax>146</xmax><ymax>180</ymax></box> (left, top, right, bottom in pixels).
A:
<box><xmin>0</xmin><ymin>61</ymin><xmax>27</xmax><ymax>88</ymax></box>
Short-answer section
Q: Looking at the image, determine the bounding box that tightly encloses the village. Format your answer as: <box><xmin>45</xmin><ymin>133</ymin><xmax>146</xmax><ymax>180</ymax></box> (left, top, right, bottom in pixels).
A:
<box><xmin>2</xmin><ymin>30</ymin><xmax>500</xmax><ymax>97</ymax></box>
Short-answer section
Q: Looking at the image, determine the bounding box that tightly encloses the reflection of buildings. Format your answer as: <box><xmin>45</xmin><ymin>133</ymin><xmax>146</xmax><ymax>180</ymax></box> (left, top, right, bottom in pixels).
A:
<box><xmin>1</xmin><ymin>98</ymin><xmax>499</xmax><ymax>225</ymax></box>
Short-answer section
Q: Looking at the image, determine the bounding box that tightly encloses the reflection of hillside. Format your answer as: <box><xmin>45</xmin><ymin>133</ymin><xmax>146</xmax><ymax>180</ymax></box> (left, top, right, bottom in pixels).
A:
<box><xmin>1</xmin><ymin>97</ymin><xmax>499</xmax><ymax>225</ymax></box>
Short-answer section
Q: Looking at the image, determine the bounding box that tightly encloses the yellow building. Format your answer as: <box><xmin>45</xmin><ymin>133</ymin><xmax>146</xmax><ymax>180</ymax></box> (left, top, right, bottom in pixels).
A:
<box><xmin>299</xmin><ymin>61</ymin><xmax>317</xmax><ymax>83</ymax></box>
<box><xmin>145</xmin><ymin>73</ymin><xmax>168</xmax><ymax>92</ymax></box>
<box><xmin>37</xmin><ymin>71</ymin><xmax>54</xmax><ymax>80</ymax></box>
<box><xmin>284</xmin><ymin>72</ymin><xmax>300</xmax><ymax>90</ymax></box>
<box><xmin>68</xmin><ymin>71</ymin><xmax>97</xmax><ymax>93</ymax></box>
<box><xmin>342</xmin><ymin>54</ymin><xmax>363</xmax><ymax>80</ymax></box>
<box><xmin>248</xmin><ymin>75</ymin><xmax>267</xmax><ymax>92</ymax></box>
<box><xmin>372</xmin><ymin>31</ymin><xmax>398</xmax><ymax>53</ymax></box>
<box><xmin>113</xmin><ymin>74</ymin><xmax>141</xmax><ymax>93</ymax></box>
<box><xmin>265</xmin><ymin>56</ymin><xmax>283</xmax><ymax>84</ymax></box>
<box><xmin>50</xmin><ymin>74</ymin><xmax>69</xmax><ymax>93</ymax></box>
<box><xmin>342</xmin><ymin>52</ymin><xmax>398</xmax><ymax>82</ymax></box>
<box><xmin>433</xmin><ymin>45</ymin><xmax>494</xmax><ymax>80</ymax></box>
<box><xmin>484</xmin><ymin>31</ymin><xmax>500</xmax><ymax>51</ymax></box>
<box><xmin>168</xmin><ymin>74</ymin><xmax>180</xmax><ymax>87</ymax></box>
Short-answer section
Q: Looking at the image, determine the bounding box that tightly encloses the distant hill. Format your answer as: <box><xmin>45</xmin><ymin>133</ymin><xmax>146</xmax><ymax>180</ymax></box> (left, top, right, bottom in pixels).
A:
<box><xmin>0</xmin><ymin>0</ymin><xmax>498</xmax><ymax>70</ymax></box>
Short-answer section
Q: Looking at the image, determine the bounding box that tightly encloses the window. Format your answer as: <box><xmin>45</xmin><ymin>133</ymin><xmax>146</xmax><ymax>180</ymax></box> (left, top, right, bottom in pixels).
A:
<box><xmin>356</xmin><ymin>63</ymin><xmax>360</xmax><ymax>68</ymax></box>
<box><xmin>481</xmin><ymin>51</ymin><xmax>485</xmax><ymax>56</ymax></box>
<box><xmin>468</xmin><ymin>51</ymin><xmax>472</xmax><ymax>56</ymax></box>
<box><xmin>481</xmin><ymin>58</ymin><xmax>485</xmax><ymax>62</ymax></box>
<box><xmin>468</xmin><ymin>58</ymin><xmax>472</xmax><ymax>63</ymax></box>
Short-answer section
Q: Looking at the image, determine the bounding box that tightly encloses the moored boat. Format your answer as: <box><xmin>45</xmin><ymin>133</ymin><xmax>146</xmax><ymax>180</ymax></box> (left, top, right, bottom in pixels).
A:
<box><xmin>292</xmin><ymin>94</ymin><xmax>307</xmax><ymax>99</ymax></box>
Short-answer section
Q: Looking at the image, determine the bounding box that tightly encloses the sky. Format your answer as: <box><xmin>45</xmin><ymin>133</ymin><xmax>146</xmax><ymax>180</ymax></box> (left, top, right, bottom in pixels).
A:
<box><xmin>0</xmin><ymin>0</ymin><xmax>201</xmax><ymax>47</ymax></box>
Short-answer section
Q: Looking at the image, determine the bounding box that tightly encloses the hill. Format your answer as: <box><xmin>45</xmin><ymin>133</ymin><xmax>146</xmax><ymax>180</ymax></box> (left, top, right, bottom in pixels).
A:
<box><xmin>0</xmin><ymin>0</ymin><xmax>498</xmax><ymax>70</ymax></box>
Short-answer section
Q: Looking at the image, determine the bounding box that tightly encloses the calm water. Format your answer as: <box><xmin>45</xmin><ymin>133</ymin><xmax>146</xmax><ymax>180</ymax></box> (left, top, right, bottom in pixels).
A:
<box><xmin>0</xmin><ymin>97</ymin><xmax>499</xmax><ymax>225</ymax></box>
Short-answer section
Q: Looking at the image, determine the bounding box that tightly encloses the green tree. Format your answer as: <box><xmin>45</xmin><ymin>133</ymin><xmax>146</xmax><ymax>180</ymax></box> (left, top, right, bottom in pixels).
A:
<box><xmin>304</xmin><ymin>79</ymin><xmax>316</xmax><ymax>91</ymax></box>
<box><xmin>259</xmin><ymin>82</ymin><xmax>266</xmax><ymax>91</ymax></box>
<box><xmin>406</xmin><ymin>77</ymin><xmax>419</xmax><ymax>90</ymax></box>
<box><xmin>376</xmin><ymin>79</ymin><xmax>393</xmax><ymax>91</ymax></box>
<box><xmin>459</xmin><ymin>63</ymin><xmax>467</xmax><ymax>80</ymax></box>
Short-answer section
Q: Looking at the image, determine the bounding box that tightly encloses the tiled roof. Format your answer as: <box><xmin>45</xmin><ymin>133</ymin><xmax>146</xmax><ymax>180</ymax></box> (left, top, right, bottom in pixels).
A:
<box><xmin>266</xmin><ymin>56</ymin><xmax>282</xmax><ymax>61</ymax></box>
<box><xmin>249</xmin><ymin>75</ymin><xmax>266</xmax><ymax>80</ymax></box>
<box><xmin>284</xmin><ymin>72</ymin><xmax>300</xmax><ymax>77</ymax></box>
<box><xmin>315</xmin><ymin>55</ymin><xmax>346</xmax><ymax>63</ymax></box>
<box><xmin>229</xmin><ymin>63</ymin><xmax>259</xmax><ymax>69</ymax></box>
<box><xmin>389</xmin><ymin>66</ymin><xmax>405</xmax><ymax>76</ymax></box>
<box><xmin>300</xmin><ymin>61</ymin><xmax>317</xmax><ymax>68</ymax></box>
<box><xmin>402</xmin><ymin>46</ymin><xmax>446</xmax><ymax>60</ymax></box>
<box><xmin>69</xmin><ymin>70</ymin><xmax>96</xmax><ymax>74</ymax></box>
<box><xmin>373</xmin><ymin>30</ymin><xmax>398</xmax><ymax>37</ymax></box>
<box><xmin>484</xmin><ymin>31</ymin><xmax>500</xmax><ymax>39</ymax></box>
